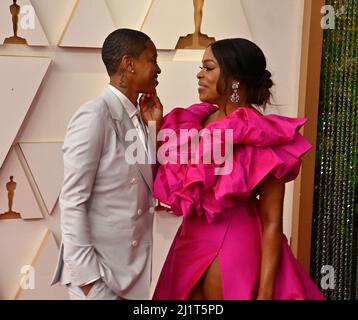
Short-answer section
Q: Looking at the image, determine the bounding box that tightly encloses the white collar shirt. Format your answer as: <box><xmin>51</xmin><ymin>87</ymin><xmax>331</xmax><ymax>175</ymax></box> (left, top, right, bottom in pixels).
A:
<box><xmin>108</xmin><ymin>84</ymin><xmax>148</xmax><ymax>154</ymax></box>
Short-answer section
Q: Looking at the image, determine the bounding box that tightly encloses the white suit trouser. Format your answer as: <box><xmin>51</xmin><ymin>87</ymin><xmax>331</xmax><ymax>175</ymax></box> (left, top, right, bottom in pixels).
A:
<box><xmin>67</xmin><ymin>279</ymin><xmax>123</xmax><ymax>300</ymax></box>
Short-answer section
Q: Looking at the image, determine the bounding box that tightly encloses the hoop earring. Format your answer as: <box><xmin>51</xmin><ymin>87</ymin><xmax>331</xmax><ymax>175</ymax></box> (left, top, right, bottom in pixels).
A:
<box><xmin>230</xmin><ymin>82</ymin><xmax>240</xmax><ymax>103</ymax></box>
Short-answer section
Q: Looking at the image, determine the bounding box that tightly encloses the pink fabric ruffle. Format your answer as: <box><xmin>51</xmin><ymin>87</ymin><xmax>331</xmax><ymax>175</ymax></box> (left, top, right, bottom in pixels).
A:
<box><xmin>154</xmin><ymin>103</ymin><xmax>312</xmax><ymax>223</ymax></box>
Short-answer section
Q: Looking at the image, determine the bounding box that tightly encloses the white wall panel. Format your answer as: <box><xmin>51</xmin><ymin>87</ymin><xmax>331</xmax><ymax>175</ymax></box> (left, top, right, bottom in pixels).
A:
<box><xmin>31</xmin><ymin>0</ymin><xmax>77</xmax><ymax>46</ymax></box>
<box><xmin>0</xmin><ymin>56</ymin><xmax>51</xmax><ymax>168</ymax></box>
<box><xmin>107</xmin><ymin>0</ymin><xmax>152</xmax><ymax>30</ymax></box>
<box><xmin>0</xmin><ymin>220</ymin><xmax>46</xmax><ymax>299</ymax></box>
<box><xmin>20</xmin><ymin>143</ymin><xmax>63</xmax><ymax>215</ymax></box>
<box><xmin>60</xmin><ymin>0</ymin><xmax>115</xmax><ymax>48</ymax></box>
<box><xmin>15</xmin><ymin>230</ymin><xmax>68</xmax><ymax>300</ymax></box>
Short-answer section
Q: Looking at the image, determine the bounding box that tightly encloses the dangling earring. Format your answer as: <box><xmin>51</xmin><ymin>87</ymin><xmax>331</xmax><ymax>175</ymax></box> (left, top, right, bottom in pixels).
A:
<box><xmin>230</xmin><ymin>82</ymin><xmax>240</xmax><ymax>103</ymax></box>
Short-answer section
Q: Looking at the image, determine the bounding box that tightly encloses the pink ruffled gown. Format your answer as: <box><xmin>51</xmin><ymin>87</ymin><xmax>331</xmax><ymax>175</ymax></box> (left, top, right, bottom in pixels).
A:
<box><xmin>153</xmin><ymin>103</ymin><xmax>324</xmax><ymax>300</ymax></box>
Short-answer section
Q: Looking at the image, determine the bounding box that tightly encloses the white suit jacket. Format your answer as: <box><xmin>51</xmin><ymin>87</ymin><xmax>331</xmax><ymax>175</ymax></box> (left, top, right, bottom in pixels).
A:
<box><xmin>51</xmin><ymin>87</ymin><xmax>155</xmax><ymax>300</ymax></box>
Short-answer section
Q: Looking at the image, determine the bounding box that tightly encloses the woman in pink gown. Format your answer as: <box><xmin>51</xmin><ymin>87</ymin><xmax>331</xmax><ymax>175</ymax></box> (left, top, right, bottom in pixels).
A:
<box><xmin>152</xmin><ymin>38</ymin><xmax>324</xmax><ymax>300</ymax></box>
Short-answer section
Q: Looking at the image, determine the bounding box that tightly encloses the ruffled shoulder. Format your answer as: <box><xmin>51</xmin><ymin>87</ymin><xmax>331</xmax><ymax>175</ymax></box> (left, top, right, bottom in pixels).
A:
<box><xmin>154</xmin><ymin>104</ymin><xmax>312</xmax><ymax>223</ymax></box>
<box><xmin>160</xmin><ymin>103</ymin><xmax>218</xmax><ymax>130</ymax></box>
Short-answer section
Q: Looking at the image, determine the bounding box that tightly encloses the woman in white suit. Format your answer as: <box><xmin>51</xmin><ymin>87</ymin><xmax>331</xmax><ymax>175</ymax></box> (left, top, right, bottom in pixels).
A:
<box><xmin>51</xmin><ymin>29</ymin><xmax>163</xmax><ymax>300</ymax></box>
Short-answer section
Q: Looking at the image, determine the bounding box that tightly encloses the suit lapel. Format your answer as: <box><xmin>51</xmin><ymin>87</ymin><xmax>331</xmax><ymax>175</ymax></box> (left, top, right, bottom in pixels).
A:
<box><xmin>102</xmin><ymin>87</ymin><xmax>153</xmax><ymax>193</ymax></box>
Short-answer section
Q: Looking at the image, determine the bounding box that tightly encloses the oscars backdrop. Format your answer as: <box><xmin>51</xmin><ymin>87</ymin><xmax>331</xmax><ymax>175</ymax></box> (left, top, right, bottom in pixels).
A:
<box><xmin>0</xmin><ymin>0</ymin><xmax>306</xmax><ymax>299</ymax></box>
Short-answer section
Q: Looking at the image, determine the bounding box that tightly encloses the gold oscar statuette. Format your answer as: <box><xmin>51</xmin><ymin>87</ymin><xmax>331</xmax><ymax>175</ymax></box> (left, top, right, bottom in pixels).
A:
<box><xmin>175</xmin><ymin>0</ymin><xmax>215</xmax><ymax>49</ymax></box>
<box><xmin>3</xmin><ymin>0</ymin><xmax>28</xmax><ymax>45</ymax></box>
<box><xmin>0</xmin><ymin>176</ymin><xmax>21</xmax><ymax>220</ymax></box>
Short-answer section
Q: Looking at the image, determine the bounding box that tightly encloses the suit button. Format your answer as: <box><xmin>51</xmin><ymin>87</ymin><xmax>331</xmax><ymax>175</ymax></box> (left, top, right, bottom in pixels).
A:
<box><xmin>137</xmin><ymin>209</ymin><xmax>142</xmax><ymax>216</ymax></box>
<box><xmin>130</xmin><ymin>178</ymin><xmax>138</xmax><ymax>184</ymax></box>
<box><xmin>149</xmin><ymin>207</ymin><xmax>155</xmax><ymax>214</ymax></box>
<box><xmin>131</xmin><ymin>240</ymin><xmax>138</xmax><ymax>247</ymax></box>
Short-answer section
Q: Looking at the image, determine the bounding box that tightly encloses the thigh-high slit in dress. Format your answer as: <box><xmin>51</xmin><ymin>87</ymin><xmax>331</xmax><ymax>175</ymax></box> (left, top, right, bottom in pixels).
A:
<box><xmin>152</xmin><ymin>103</ymin><xmax>324</xmax><ymax>300</ymax></box>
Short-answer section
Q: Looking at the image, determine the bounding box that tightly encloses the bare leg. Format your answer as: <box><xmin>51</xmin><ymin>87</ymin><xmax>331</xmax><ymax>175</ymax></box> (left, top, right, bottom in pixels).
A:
<box><xmin>188</xmin><ymin>255</ymin><xmax>223</xmax><ymax>300</ymax></box>
<box><xmin>201</xmin><ymin>256</ymin><xmax>223</xmax><ymax>300</ymax></box>
<box><xmin>188</xmin><ymin>276</ymin><xmax>204</xmax><ymax>300</ymax></box>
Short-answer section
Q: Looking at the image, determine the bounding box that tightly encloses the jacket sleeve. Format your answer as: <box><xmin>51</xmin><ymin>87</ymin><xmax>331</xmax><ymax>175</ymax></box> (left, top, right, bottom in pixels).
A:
<box><xmin>59</xmin><ymin>105</ymin><xmax>105</xmax><ymax>286</ymax></box>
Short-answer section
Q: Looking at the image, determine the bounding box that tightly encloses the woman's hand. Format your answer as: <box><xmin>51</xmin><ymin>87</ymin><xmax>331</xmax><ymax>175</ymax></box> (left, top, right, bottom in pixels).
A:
<box><xmin>155</xmin><ymin>201</ymin><xmax>173</xmax><ymax>213</ymax></box>
<box><xmin>139</xmin><ymin>92</ymin><xmax>163</xmax><ymax>126</ymax></box>
<box><xmin>80</xmin><ymin>282</ymin><xmax>96</xmax><ymax>296</ymax></box>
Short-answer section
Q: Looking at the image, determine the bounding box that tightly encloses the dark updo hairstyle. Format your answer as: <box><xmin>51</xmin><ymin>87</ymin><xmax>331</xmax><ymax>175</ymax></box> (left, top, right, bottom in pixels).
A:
<box><xmin>210</xmin><ymin>38</ymin><xmax>273</xmax><ymax>108</ymax></box>
<box><xmin>102</xmin><ymin>28</ymin><xmax>150</xmax><ymax>76</ymax></box>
